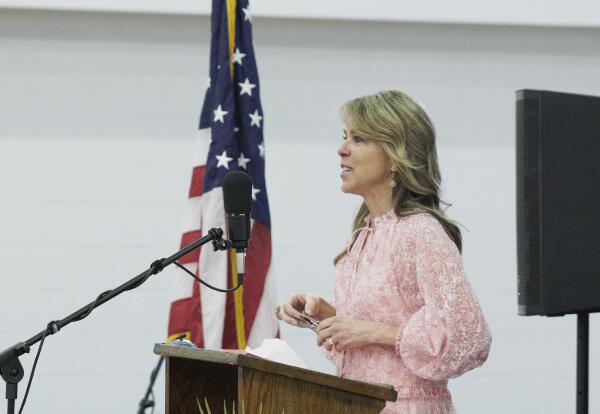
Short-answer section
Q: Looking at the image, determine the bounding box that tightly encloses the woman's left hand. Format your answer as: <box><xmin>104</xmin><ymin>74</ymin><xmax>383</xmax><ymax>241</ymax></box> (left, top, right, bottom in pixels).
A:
<box><xmin>316</xmin><ymin>316</ymin><xmax>378</xmax><ymax>352</ymax></box>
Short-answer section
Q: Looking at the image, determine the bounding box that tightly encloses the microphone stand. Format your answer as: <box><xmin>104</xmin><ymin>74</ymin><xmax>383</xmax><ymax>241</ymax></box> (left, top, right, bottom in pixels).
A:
<box><xmin>136</xmin><ymin>356</ymin><xmax>163</xmax><ymax>414</ymax></box>
<box><xmin>0</xmin><ymin>228</ymin><xmax>229</xmax><ymax>414</ymax></box>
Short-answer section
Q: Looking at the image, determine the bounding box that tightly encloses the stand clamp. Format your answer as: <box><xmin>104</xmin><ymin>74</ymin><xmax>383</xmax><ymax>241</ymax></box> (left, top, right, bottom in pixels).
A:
<box><xmin>0</xmin><ymin>343</ymin><xmax>28</xmax><ymax>414</ymax></box>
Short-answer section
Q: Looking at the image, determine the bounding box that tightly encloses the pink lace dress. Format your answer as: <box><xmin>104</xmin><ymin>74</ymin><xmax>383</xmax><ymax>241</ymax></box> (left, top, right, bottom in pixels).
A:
<box><xmin>325</xmin><ymin>211</ymin><xmax>491</xmax><ymax>413</ymax></box>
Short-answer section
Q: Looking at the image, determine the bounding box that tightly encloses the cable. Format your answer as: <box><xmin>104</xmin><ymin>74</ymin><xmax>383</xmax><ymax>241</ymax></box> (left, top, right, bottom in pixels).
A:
<box><xmin>17</xmin><ymin>322</ymin><xmax>52</xmax><ymax>414</ymax></box>
<box><xmin>75</xmin><ymin>290</ymin><xmax>111</xmax><ymax>322</ymax></box>
<box><xmin>76</xmin><ymin>269</ymin><xmax>153</xmax><ymax>323</ymax></box>
<box><xmin>174</xmin><ymin>261</ymin><xmax>243</xmax><ymax>293</ymax></box>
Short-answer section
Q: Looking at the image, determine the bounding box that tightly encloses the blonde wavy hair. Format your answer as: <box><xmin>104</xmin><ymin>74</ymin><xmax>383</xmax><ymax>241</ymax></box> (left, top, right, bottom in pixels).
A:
<box><xmin>334</xmin><ymin>90</ymin><xmax>462</xmax><ymax>264</ymax></box>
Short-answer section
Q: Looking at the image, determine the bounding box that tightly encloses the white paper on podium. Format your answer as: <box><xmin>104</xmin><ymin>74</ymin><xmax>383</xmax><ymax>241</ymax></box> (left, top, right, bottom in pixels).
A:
<box><xmin>245</xmin><ymin>338</ymin><xmax>307</xmax><ymax>369</ymax></box>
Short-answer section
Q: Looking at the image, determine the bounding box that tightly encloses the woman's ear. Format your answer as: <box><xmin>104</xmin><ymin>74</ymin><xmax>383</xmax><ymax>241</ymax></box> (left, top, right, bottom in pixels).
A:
<box><xmin>390</xmin><ymin>163</ymin><xmax>399</xmax><ymax>173</ymax></box>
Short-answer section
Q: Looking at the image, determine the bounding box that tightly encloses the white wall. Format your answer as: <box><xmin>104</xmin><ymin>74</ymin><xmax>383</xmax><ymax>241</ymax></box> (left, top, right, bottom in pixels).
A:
<box><xmin>0</xmin><ymin>8</ymin><xmax>599</xmax><ymax>414</ymax></box>
<box><xmin>4</xmin><ymin>0</ymin><xmax>600</xmax><ymax>28</ymax></box>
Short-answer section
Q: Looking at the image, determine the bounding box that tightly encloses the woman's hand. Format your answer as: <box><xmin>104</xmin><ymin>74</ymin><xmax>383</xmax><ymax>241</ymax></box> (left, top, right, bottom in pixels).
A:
<box><xmin>276</xmin><ymin>293</ymin><xmax>335</xmax><ymax>326</ymax></box>
<box><xmin>317</xmin><ymin>317</ymin><xmax>398</xmax><ymax>352</ymax></box>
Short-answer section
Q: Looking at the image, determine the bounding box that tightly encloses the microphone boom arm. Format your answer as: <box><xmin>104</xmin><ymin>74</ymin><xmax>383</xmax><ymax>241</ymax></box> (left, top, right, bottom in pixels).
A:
<box><xmin>0</xmin><ymin>227</ymin><xmax>228</xmax><ymax>414</ymax></box>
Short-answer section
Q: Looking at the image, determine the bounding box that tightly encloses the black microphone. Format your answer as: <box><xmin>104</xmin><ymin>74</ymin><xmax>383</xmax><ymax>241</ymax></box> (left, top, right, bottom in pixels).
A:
<box><xmin>222</xmin><ymin>171</ymin><xmax>252</xmax><ymax>283</ymax></box>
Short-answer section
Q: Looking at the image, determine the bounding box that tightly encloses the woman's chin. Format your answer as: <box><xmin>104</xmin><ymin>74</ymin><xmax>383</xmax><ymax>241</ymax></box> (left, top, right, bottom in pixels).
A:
<box><xmin>340</xmin><ymin>183</ymin><xmax>358</xmax><ymax>195</ymax></box>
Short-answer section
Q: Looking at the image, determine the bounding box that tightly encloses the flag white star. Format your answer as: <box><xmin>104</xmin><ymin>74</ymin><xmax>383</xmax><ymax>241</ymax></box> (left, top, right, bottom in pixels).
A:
<box><xmin>242</xmin><ymin>6</ymin><xmax>251</xmax><ymax>21</ymax></box>
<box><xmin>249</xmin><ymin>110</ymin><xmax>263</xmax><ymax>127</ymax></box>
<box><xmin>251</xmin><ymin>185</ymin><xmax>261</xmax><ymax>201</ymax></box>
<box><xmin>238</xmin><ymin>78</ymin><xmax>256</xmax><ymax>96</ymax></box>
<box><xmin>234</xmin><ymin>127</ymin><xmax>240</xmax><ymax>133</ymax></box>
<box><xmin>215</xmin><ymin>150</ymin><xmax>233</xmax><ymax>169</ymax></box>
<box><xmin>232</xmin><ymin>48</ymin><xmax>246</xmax><ymax>65</ymax></box>
<box><xmin>237</xmin><ymin>152</ymin><xmax>250</xmax><ymax>170</ymax></box>
<box><xmin>258</xmin><ymin>141</ymin><xmax>265</xmax><ymax>158</ymax></box>
<box><xmin>213</xmin><ymin>105</ymin><xmax>228</xmax><ymax>123</ymax></box>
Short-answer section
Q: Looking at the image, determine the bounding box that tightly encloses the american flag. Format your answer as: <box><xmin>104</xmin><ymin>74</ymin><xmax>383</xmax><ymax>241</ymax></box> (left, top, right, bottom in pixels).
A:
<box><xmin>167</xmin><ymin>0</ymin><xmax>278</xmax><ymax>349</ymax></box>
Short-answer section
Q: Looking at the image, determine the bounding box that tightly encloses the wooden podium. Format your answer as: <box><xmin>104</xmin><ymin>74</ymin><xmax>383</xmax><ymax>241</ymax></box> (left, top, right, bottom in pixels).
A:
<box><xmin>154</xmin><ymin>344</ymin><xmax>397</xmax><ymax>414</ymax></box>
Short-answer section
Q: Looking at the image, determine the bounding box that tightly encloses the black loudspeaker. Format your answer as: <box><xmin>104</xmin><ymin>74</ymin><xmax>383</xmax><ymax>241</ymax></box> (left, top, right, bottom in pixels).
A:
<box><xmin>516</xmin><ymin>89</ymin><xmax>600</xmax><ymax>316</ymax></box>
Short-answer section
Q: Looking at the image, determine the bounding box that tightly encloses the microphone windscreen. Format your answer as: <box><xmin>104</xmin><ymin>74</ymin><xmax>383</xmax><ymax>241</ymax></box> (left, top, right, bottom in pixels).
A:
<box><xmin>223</xmin><ymin>171</ymin><xmax>252</xmax><ymax>214</ymax></box>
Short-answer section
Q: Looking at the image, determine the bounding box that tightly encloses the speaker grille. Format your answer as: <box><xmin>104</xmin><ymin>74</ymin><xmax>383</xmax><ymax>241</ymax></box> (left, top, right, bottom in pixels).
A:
<box><xmin>516</xmin><ymin>93</ymin><xmax>542</xmax><ymax>315</ymax></box>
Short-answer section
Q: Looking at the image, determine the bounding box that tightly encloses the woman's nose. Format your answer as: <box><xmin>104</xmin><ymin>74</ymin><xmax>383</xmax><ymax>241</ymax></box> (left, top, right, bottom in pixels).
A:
<box><xmin>337</xmin><ymin>142</ymin><xmax>349</xmax><ymax>157</ymax></box>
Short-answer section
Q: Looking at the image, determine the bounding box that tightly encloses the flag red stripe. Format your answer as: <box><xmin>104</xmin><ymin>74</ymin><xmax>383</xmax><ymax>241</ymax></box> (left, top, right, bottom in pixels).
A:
<box><xmin>178</xmin><ymin>230</ymin><xmax>202</xmax><ymax>265</ymax></box>
<box><xmin>242</xmin><ymin>223</ymin><xmax>272</xmax><ymax>339</ymax></box>
<box><xmin>189</xmin><ymin>166</ymin><xmax>205</xmax><ymax>198</ymax></box>
<box><xmin>168</xmin><ymin>279</ymin><xmax>204</xmax><ymax>347</ymax></box>
<box><xmin>221</xmin><ymin>257</ymin><xmax>237</xmax><ymax>349</ymax></box>
<box><xmin>221</xmin><ymin>222</ymin><xmax>272</xmax><ymax>348</ymax></box>
<box><xmin>191</xmin><ymin>278</ymin><xmax>204</xmax><ymax>347</ymax></box>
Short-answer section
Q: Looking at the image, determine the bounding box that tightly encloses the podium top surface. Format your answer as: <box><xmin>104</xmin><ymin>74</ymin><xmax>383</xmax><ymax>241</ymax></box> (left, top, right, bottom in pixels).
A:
<box><xmin>154</xmin><ymin>343</ymin><xmax>397</xmax><ymax>402</ymax></box>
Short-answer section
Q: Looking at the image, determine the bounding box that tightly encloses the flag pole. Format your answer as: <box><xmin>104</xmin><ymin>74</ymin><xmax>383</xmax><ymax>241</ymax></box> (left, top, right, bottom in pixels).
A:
<box><xmin>225</xmin><ymin>0</ymin><xmax>247</xmax><ymax>350</ymax></box>
<box><xmin>231</xmin><ymin>248</ymin><xmax>247</xmax><ymax>349</ymax></box>
<box><xmin>226</xmin><ymin>0</ymin><xmax>237</xmax><ymax>77</ymax></box>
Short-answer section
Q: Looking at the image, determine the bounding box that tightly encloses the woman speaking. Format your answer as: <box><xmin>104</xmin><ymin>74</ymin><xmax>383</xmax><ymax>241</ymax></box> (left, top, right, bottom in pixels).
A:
<box><xmin>276</xmin><ymin>90</ymin><xmax>492</xmax><ymax>414</ymax></box>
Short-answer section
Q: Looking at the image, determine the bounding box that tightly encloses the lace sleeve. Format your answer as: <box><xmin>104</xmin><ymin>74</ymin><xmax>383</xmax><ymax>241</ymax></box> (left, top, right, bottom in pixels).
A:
<box><xmin>397</xmin><ymin>220</ymin><xmax>492</xmax><ymax>381</ymax></box>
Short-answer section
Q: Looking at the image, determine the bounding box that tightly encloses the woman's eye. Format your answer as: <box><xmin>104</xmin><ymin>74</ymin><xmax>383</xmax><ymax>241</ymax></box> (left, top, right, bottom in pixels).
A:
<box><xmin>353</xmin><ymin>136</ymin><xmax>365</xmax><ymax>143</ymax></box>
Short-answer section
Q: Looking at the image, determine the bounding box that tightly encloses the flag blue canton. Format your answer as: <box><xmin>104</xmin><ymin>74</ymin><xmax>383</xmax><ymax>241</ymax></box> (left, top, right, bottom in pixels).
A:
<box><xmin>199</xmin><ymin>0</ymin><xmax>270</xmax><ymax>229</ymax></box>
